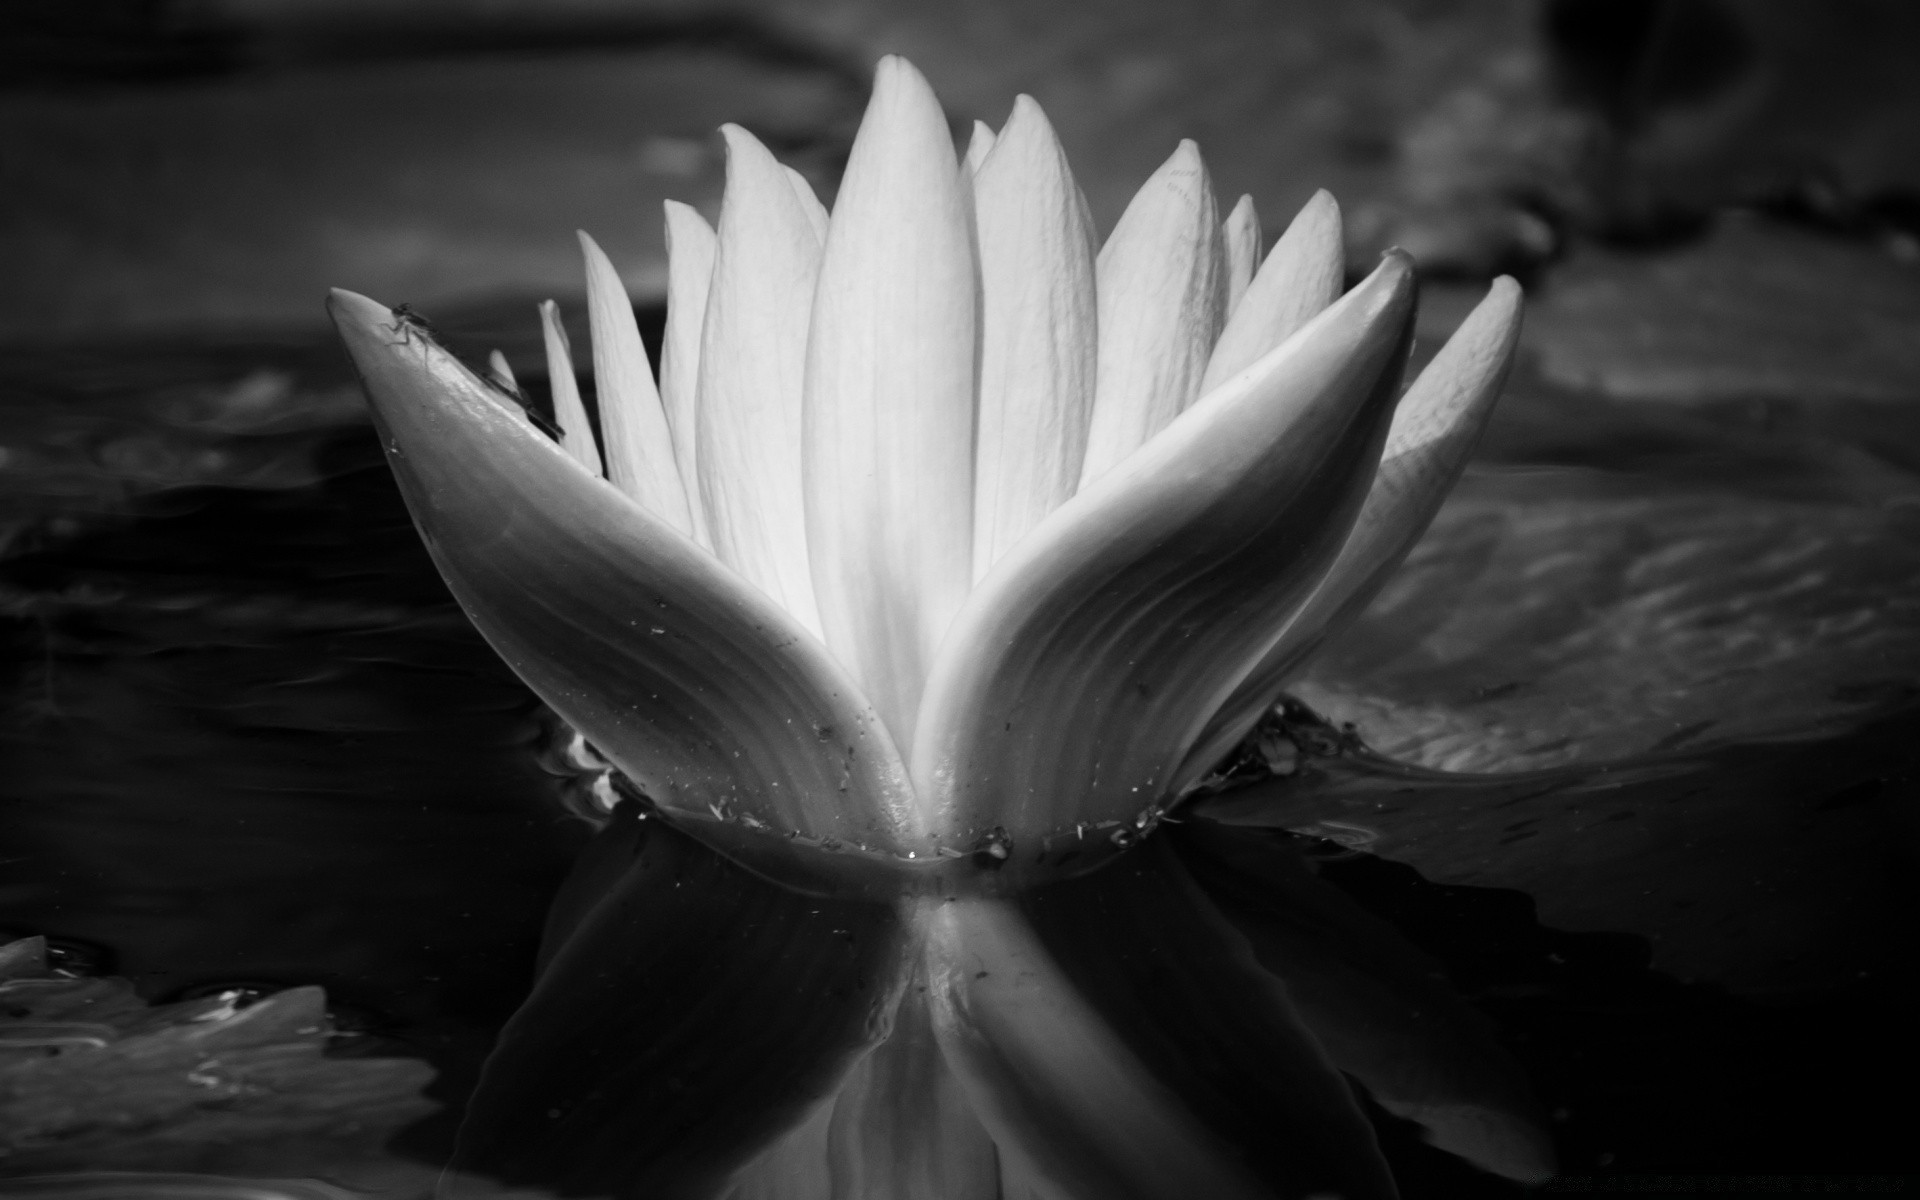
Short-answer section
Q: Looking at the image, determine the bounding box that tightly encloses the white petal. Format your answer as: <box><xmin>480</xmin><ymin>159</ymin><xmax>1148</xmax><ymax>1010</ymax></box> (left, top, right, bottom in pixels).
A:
<box><xmin>962</xmin><ymin>119</ymin><xmax>996</xmax><ymax>176</ymax></box>
<box><xmin>659</xmin><ymin>200</ymin><xmax>716</xmax><ymax>544</ymax></box>
<box><xmin>538</xmin><ymin>299</ymin><xmax>603</xmax><ymax>476</ymax></box>
<box><xmin>1221</xmin><ymin>194</ymin><xmax>1262</xmax><ymax>316</ymax></box>
<box><xmin>578</xmin><ymin>230</ymin><xmax>695</xmax><ymax>534</ymax></box>
<box><xmin>1177</xmin><ymin>277</ymin><xmax>1524</xmax><ymax>788</ymax></box>
<box><xmin>1199</xmin><ymin>189</ymin><xmax>1344</xmax><ymax>395</ymax></box>
<box><xmin>804</xmin><ymin>56</ymin><xmax>977</xmax><ymax>751</ymax></box>
<box><xmin>485</xmin><ymin>348</ymin><xmax>518</xmax><ymax>391</ymax></box>
<box><xmin>328</xmin><ymin>289</ymin><xmax>919</xmax><ymax>873</ymax></box>
<box><xmin>1078</xmin><ymin>140</ymin><xmax>1227</xmax><ymax>487</ymax></box>
<box><xmin>784</xmin><ymin>165</ymin><xmax>831</xmax><ymax>244</ymax></box>
<box><xmin>913</xmin><ymin>255</ymin><xmax>1416</xmax><ymax>854</ymax></box>
<box><xmin>970</xmin><ymin>95</ymin><xmax>1098</xmax><ymax>580</ymax></box>
<box><xmin>694</xmin><ymin>126</ymin><xmax>826</xmax><ymax>635</ymax></box>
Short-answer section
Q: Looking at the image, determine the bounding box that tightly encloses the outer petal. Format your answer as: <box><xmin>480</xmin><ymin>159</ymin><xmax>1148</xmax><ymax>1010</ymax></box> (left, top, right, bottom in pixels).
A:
<box><xmin>659</xmin><ymin>200</ymin><xmax>717</xmax><ymax>542</ymax></box>
<box><xmin>1173</xmin><ymin>820</ymin><xmax>1556</xmax><ymax>1184</ymax></box>
<box><xmin>698</xmin><ymin>125</ymin><xmax>825</xmax><ymax>634</ymax></box>
<box><xmin>1200</xmin><ymin>190</ymin><xmax>1344</xmax><ymax>395</ymax></box>
<box><xmin>452</xmin><ymin>806</ymin><xmax>914</xmax><ymax>1199</ymax></box>
<box><xmin>804</xmin><ymin>55</ymin><xmax>977</xmax><ymax>749</ymax></box>
<box><xmin>912</xmin><ymin>255</ymin><xmax>1416</xmax><ymax>860</ymax></box>
<box><xmin>970</xmin><ymin>95</ymin><xmax>1098</xmax><ymax>579</ymax></box>
<box><xmin>578</xmin><ymin>230</ymin><xmax>696</xmax><ymax>534</ymax></box>
<box><xmin>538</xmin><ymin>298</ymin><xmax>604</xmax><ymax>477</ymax></box>
<box><xmin>1176</xmin><ymin>280</ymin><xmax>1523</xmax><ymax>788</ymax></box>
<box><xmin>923</xmin><ymin>839</ymin><xmax>1396</xmax><ymax>1200</ymax></box>
<box><xmin>328</xmin><ymin>288</ymin><xmax>921</xmax><ymax>873</ymax></box>
<box><xmin>1078</xmin><ymin>140</ymin><xmax>1227</xmax><ymax>486</ymax></box>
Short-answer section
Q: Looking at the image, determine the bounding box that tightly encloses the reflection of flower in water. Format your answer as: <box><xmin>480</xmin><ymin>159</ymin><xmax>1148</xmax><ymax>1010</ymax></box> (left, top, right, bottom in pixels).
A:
<box><xmin>332</xmin><ymin>55</ymin><xmax>1548</xmax><ymax>1199</ymax></box>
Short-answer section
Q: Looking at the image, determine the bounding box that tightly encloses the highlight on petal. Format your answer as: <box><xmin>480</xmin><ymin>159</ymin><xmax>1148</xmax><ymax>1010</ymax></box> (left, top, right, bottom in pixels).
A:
<box><xmin>784</xmin><ymin>164</ymin><xmax>831</xmax><ymax>244</ymax></box>
<box><xmin>969</xmin><ymin>94</ymin><xmax>1099</xmax><ymax>580</ymax></box>
<box><xmin>1176</xmin><ymin>278</ymin><xmax>1523</xmax><ymax>788</ymax></box>
<box><xmin>697</xmin><ymin>124</ymin><xmax>826</xmax><ymax>635</ymax></box>
<box><xmin>328</xmin><ymin>288</ymin><xmax>922</xmax><ymax>873</ymax></box>
<box><xmin>1175</xmin><ymin>822</ymin><xmax>1556</xmax><ymax>1184</ymax></box>
<box><xmin>1078</xmin><ymin>139</ymin><xmax>1228</xmax><ymax>486</ymax></box>
<box><xmin>963</xmin><ymin>119</ymin><xmax>997</xmax><ymax>176</ymax></box>
<box><xmin>1200</xmin><ymin>189</ymin><xmax>1345</xmax><ymax>395</ymax></box>
<box><xmin>804</xmin><ymin>55</ymin><xmax>977</xmax><ymax>748</ymax></box>
<box><xmin>453</xmin><ymin>807</ymin><xmax>915</xmax><ymax>1198</ymax></box>
<box><xmin>913</xmin><ymin>254</ymin><xmax>1416</xmax><ymax>857</ymax></box>
<box><xmin>1221</xmin><ymin>193</ymin><xmax>1262</xmax><ymax>316</ymax></box>
<box><xmin>659</xmin><ymin>200</ymin><xmax>717</xmax><ymax>541</ymax></box>
<box><xmin>539</xmin><ymin>299</ymin><xmax>604</xmax><ymax>476</ymax></box>
<box><xmin>923</xmin><ymin>840</ymin><xmax>1397</xmax><ymax>1200</ymax></box>
<box><xmin>578</xmin><ymin>230</ymin><xmax>696</xmax><ymax>535</ymax></box>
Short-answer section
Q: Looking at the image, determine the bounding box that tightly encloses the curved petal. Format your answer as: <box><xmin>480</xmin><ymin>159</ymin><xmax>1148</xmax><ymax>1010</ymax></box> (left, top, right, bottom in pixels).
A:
<box><xmin>1221</xmin><ymin>193</ymin><xmax>1263</xmax><ymax>316</ymax></box>
<box><xmin>1200</xmin><ymin>190</ymin><xmax>1344</xmax><ymax>395</ymax></box>
<box><xmin>804</xmin><ymin>55</ymin><xmax>977</xmax><ymax>751</ymax></box>
<box><xmin>963</xmin><ymin>119</ymin><xmax>997</xmax><ymax>176</ymax></box>
<box><xmin>659</xmin><ymin>200</ymin><xmax>717</xmax><ymax>543</ymax></box>
<box><xmin>1173</xmin><ymin>820</ymin><xmax>1556</xmax><ymax>1184</ymax></box>
<box><xmin>452</xmin><ymin>806</ymin><xmax>914</xmax><ymax>1199</ymax></box>
<box><xmin>538</xmin><ymin>298</ymin><xmax>604</xmax><ymax>477</ymax></box>
<box><xmin>1176</xmin><ymin>279</ymin><xmax>1523</xmax><ymax>788</ymax></box>
<box><xmin>697</xmin><ymin>124</ymin><xmax>825</xmax><ymax>635</ymax></box>
<box><xmin>912</xmin><ymin>254</ymin><xmax>1416</xmax><ymax>860</ymax></box>
<box><xmin>1079</xmin><ymin>140</ymin><xmax>1228</xmax><ymax>486</ymax></box>
<box><xmin>328</xmin><ymin>288</ymin><xmax>921</xmax><ymax>871</ymax></box>
<box><xmin>784</xmin><ymin>165</ymin><xmax>831</xmax><ymax>243</ymax></box>
<box><xmin>923</xmin><ymin>839</ymin><xmax>1396</xmax><ymax>1200</ymax></box>
<box><xmin>970</xmin><ymin>94</ymin><xmax>1098</xmax><ymax>580</ymax></box>
<box><xmin>578</xmin><ymin>230</ymin><xmax>696</xmax><ymax>535</ymax></box>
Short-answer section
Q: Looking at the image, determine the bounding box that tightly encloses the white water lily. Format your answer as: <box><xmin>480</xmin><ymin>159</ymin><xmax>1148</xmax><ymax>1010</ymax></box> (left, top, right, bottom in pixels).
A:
<box><xmin>332</xmin><ymin>55</ymin><xmax>1542</xmax><ymax>1200</ymax></box>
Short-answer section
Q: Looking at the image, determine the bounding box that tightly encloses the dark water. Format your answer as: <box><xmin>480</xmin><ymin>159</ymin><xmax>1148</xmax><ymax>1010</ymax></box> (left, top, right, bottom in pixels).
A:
<box><xmin>1</xmin><ymin>301</ymin><xmax>1914</xmax><ymax>1192</ymax></box>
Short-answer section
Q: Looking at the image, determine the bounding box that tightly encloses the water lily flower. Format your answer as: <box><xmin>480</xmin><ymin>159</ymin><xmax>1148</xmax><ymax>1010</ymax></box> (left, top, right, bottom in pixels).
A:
<box><xmin>329</xmin><ymin>56</ymin><xmax>1548</xmax><ymax>1200</ymax></box>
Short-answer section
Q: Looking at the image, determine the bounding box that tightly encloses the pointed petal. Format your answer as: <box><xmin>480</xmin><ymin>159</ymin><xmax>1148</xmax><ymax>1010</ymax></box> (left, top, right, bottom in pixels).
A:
<box><xmin>1078</xmin><ymin>140</ymin><xmax>1228</xmax><ymax>486</ymax></box>
<box><xmin>924</xmin><ymin>839</ymin><xmax>1396</xmax><ymax>1200</ymax></box>
<box><xmin>963</xmin><ymin>119</ymin><xmax>997</xmax><ymax>175</ymax></box>
<box><xmin>1174</xmin><ymin>821</ymin><xmax>1556</xmax><ymax>1183</ymax></box>
<box><xmin>329</xmin><ymin>288</ymin><xmax>919</xmax><ymax>869</ymax></box>
<box><xmin>804</xmin><ymin>55</ymin><xmax>977</xmax><ymax>752</ymax></box>
<box><xmin>659</xmin><ymin>201</ymin><xmax>717</xmax><ymax>543</ymax></box>
<box><xmin>697</xmin><ymin>125</ymin><xmax>826</xmax><ymax>634</ymax></box>
<box><xmin>1200</xmin><ymin>190</ymin><xmax>1345</xmax><ymax>395</ymax></box>
<box><xmin>578</xmin><ymin>229</ymin><xmax>696</xmax><ymax>534</ymax></box>
<box><xmin>485</xmin><ymin>348</ymin><xmax>518</xmax><ymax>391</ymax></box>
<box><xmin>454</xmin><ymin>807</ymin><xmax>914</xmax><ymax>1199</ymax></box>
<box><xmin>785</xmin><ymin>165</ymin><xmax>831</xmax><ymax>244</ymax></box>
<box><xmin>913</xmin><ymin>255</ymin><xmax>1416</xmax><ymax>857</ymax></box>
<box><xmin>539</xmin><ymin>299</ymin><xmax>604</xmax><ymax>476</ymax></box>
<box><xmin>1177</xmin><ymin>279</ymin><xmax>1523</xmax><ymax>787</ymax></box>
<box><xmin>1222</xmin><ymin>194</ymin><xmax>1263</xmax><ymax>316</ymax></box>
<box><xmin>970</xmin><ymin>95</ymin><xmax>1099</xmax><ymax>580</ymax></box>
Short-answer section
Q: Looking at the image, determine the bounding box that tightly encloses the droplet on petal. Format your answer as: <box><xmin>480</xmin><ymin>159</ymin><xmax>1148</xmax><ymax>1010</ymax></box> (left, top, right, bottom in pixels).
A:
<box><xmin>659</xmin><ymin>200</ymin><xmax>716</xmax><ymax>542</ymax></box>
<box><xmin>1078</xmin><ymin>139</ymin><xmax>1228</xmax><ymax>487</ymax></box>
<box><xmin>697</xmin><ymin>125</ymin><xmax>826</xmax><ymax>635</ymax></box>
<box><xmin>538</xmin><ymin>299</ymin><xmax>603</xmax><ymax>477</ymax></box>
<box><xmin>970</xmin><ymin>95</ymin><xmax>1098</xmax><ymax>580</ymax></box>
<box><xmin>577</xmin><ymin>230</ymin><xmax>695</xmax><ymax>534</ymax></box>
<box><xmin>804</xmin><ymin>55</ymin><xmax>977</xmax><ymax>750</ymax></box>
<box><xmin>1200</xmin><ymin>188</ymin><xmax>1344</xmax><ymax>395</ymax></box>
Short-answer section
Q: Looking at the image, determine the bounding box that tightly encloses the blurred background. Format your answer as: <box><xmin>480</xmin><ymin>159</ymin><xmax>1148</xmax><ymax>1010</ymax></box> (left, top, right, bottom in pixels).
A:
<box><xmin>2</xmin><ymin>0</ymin><xmax>1917</xmax><ymax>1192</ymax></box>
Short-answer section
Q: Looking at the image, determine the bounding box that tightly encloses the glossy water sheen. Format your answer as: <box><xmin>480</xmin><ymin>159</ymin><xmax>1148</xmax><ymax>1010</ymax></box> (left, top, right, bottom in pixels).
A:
<box><xmin>1</xmin><ymin>302</ymin><xmax>1913</xmax><ymax>1187</ymax></box>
